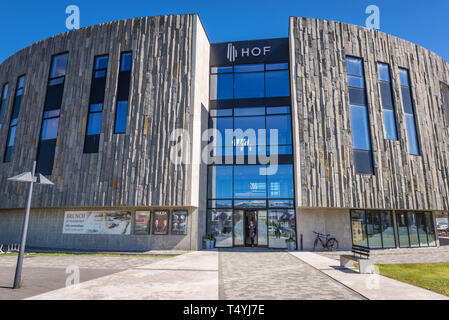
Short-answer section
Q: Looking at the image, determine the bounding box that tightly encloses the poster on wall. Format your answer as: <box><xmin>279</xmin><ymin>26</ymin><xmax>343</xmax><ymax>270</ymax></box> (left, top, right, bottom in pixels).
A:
<box><xmin>352</xmin><ymin>220</ymin><xmax>363</xmax><ymax>244</ymax></box>
<box><xmin>152</xmin><ymin>210</ymin><xmax>169</xmax><ymax>235</ymax></box>
<box><xmin>135</xmin><ymin>211</ymin><xmax>151</xmax><ymax>235</ymax></box>
<box><xmin>171</xmin><ymin>210</ymin><xmax>188</xmax><ymax>235</ymax></box>
<box><xmin>63</xmin><ymin>211</ymin><xmax>132</xmax><ymax>235</ymax></box>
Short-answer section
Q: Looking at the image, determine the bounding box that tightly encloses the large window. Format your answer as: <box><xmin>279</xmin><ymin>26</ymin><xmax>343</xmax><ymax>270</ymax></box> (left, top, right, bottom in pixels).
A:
<box><xmin>0</xmin><ymin>83</ymin><xmax>8</xmax><ymax>129</ymax></box>
<box><xmin>209</xmin><ymin>105</ymin><xmax>292</xmax><ymax>164</ymax></box>
<box><xmin>84</xmin><ymin>55</ymin><xmax>109</xmax><ymax>153</ymax></box>
<box><xmin>208</xmin><ymin>164</ymin><xmax>294</xmax><ymax>202</ymax></box>
<box><xmin>378</xmin><ymin>63</ymin><xmax>398</xmax><ymax>140</ymax></box>
<box><xmin>350</xmin><ymin>210</ymin><xmax>396</xmax><ymax>249</ymax></box>
<box><xmin>4</xmin><ymin>76</ymin><xmax>25</xmax><ymax>163</ymax></box>
<box><xmin>36</xmin><ymin>53</ymin><xmax>68</xmax><ymax>175</ymax></box>
<box><xmin>399</xmin><ymin>68</ymin><xmax>420</xmax><ymax>155</ymax></box>
<box><xmin>396</xmin><ymin>212</ymin><xmax>436</xmax><ymax>248</ymax></box>
<box><xmin>268</xmin><ymin>209</ymin><xmax>296</xmax><ymax>249</ymax></box>
<box><xmin>346</xmin><ymin>57</ymin><xmax>374</xmax><ymax>175</ymax></box>
<box><xmin>114</xmin><ymin>52</ymin><xmax>132</xmax><ymax>134</ymax></box>
<box><xmin>210</xmin><ymin>63</ymin><xmax>289</xmax><ymax>100</ymax></box>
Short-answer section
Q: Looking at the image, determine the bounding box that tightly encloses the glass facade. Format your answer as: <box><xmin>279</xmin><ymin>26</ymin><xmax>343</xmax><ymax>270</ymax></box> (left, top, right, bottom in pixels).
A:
<box><xmin>207</xmin><ymin>46</ymin><xmax>295</xmax><ymax>248</ymax></box>
<box><xmin>399</xmin><ymin>68</ymin><xmax>420</xmax><ymax>155</ymax></box>
<box><xmin>346</xmin><ymin>57</ymin><xmax>374</xmax><ymax>175</ymax></box>
<box><xmin>210</xmin><ymin>63</ymin><xmax>289</xmax><ymax>100</ymax></box>
<box><xmin>396</xmin><ymin>212</ymin><xmax>436</xmax><ymax>248</ymax></box>
<box><xmin>350</xmin><ymin>210</ymin><xmax>395</xmax><ymax>249</ymax></box>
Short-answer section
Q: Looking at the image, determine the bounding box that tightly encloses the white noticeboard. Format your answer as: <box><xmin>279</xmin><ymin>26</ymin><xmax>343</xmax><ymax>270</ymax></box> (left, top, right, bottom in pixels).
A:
<box><xmin>63</xmin><ymin>211</ymin><xmax>131</xmax><ymax>235</ymax></box>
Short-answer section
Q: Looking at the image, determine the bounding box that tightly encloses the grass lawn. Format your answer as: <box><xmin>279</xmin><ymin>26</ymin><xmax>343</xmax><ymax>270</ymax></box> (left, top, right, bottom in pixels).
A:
<box><xmin>377</xmin><ymin>263</ymin><xmax>449</xmax><ymax>297</ymax></box>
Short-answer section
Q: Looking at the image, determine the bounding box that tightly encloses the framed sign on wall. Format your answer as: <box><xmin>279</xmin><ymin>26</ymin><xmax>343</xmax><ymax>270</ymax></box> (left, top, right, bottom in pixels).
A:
<box><xmin>63</xmin><ymin>211</ymin><xmax>132</xmax><ymax>235</ymax></box>
<box><xmin>152</xmin><ymin>210</ymin><xmax>169</xmax><ymax>235</ymax></box>
<box><xmin>134</xmin><ymin>211</ymin><xmax>151</xmax><ymax>235</ymax></box>
<box><xmin>171</xmin><ymin>210</ymin><xmax>188</xmax><ymax>235</ymax></box>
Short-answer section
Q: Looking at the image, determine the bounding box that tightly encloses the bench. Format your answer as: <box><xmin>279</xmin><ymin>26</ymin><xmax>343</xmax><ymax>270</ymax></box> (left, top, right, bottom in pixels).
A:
<box><xmin>340</xmin><ymin>245</ymin><xmax>375</xmax><ymax>274</ymax></box>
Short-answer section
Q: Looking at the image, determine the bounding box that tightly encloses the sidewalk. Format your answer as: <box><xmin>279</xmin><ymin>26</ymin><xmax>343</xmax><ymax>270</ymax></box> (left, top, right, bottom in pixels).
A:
<box><xmin>289</xmin><ymin>252</ymin><xmax>449</xmax><ymax>300</ymax></box>
<box><xmin>26</xmin><ymin>251</ymin><xmax>219</xmax><ymax>300</ymax></box>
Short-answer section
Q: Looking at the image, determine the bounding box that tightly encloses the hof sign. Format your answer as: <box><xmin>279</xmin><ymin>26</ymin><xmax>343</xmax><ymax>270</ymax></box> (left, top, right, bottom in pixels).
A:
<box><xmin>211</xmin><ymin>38</ymin><xmax>289</xmax><ymax>66</ymax></box>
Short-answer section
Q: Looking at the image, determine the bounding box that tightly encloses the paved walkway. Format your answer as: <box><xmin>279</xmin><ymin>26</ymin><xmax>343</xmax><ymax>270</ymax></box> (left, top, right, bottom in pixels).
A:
<box><xmin>0</xmin><ymin>255</ymin><xmax>167</xmax><ymax>300</ymax></box>
<box><xmin>26</xmin><ymin>251</ymin><xmax>219</xmax><ymax>300</ymax></box>
<box><xmin>2</xmin><ymin>249</ymin><xmax>448</xmax><ymax>300</ymax></box>
<box><xmin>218</xmin><ymin>248</ymin><xmax>362</xmax><ymax>300</ymax></box>
<box><xmin>290</xmin><ymin>252</ymin><xmax>449</xmax><ymax>300</ymax></box>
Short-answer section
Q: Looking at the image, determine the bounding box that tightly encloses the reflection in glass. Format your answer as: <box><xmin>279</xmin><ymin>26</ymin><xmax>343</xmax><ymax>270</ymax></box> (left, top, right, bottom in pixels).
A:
<box><xmin>366</xmin><ymin>211</ymin><xmax>382</xmax><ymax>249</ymax></box>
<box><xmin>268</xmin><ymin>209</ymin><xmax>296</xmax><ymax>249</ymax></box>
<box><xmin>87</xmin><ymin>113</ymin><xmax>102</xmax><ymax>135</ymax></box>
<box><xmin>405</xmin><ymin>114</ymin><xmax>419</xmax><ymax>155</ymax></box>
<box><xmin>350</xmin><ymin>105</ymin><xmax>371</xmax><ymax>150</ymax></box>
<box><xmin>396</xmin><ymin>212</ymin><xmax>410</xmax><ymax>248</ymax></box>
<box><xmin>383</xmin><ymin>109</ymin><xmax>398</xmax><ymax>141</ymax></box>
<box><xmin>425</xmin><ymin>212</ymin><xmax>436</xmax><ymax>246</ymax></box>
<box><xmin>234</xmin><ymin>165</ymin><xmax>266</xmax><ymax>199</ymax></box>
<box><xmin>381</xmin><ymin>211</ymin><xmax>396</xmax><ymax>248</ymax></box>
<box><xmin>233</xmin><ymin>199</ymin><xmax>266</xmax><ymax>209</ymax></box>
<box><xmin>233</xmin><ymin>210</ymin><xmax>244</xmax><ymax>246</ymax></box>
<box><xmin>210</xmin><ymin>74</ymin><xmax>233</xmax><ymax>100</ymax></box>
<box><xmin>267</xmin><ymin>164</ymin><xmax>294</xmax><ymax>199</ymax></box>
<box><xmin>50</xmin><ymin>53</ymin><xmax>69</xmax><ymax>78</ymax></box>
<box><xmin>41</xmin><ymin>118</ymin><xmax>59</xmax><ymax>140</ymax></box>
<box><xmin>207</xmin><ymin>209</ymin><xmax>233</xmax><ymax>247</ymax></box>
<box><xmin>267</xmin><ymin>114</ymin><xmax>292</xmax><ymax>146</ymax></box>
<box><xmin>258</xmin><ymin>210</ymin><xmax>268</xmax><ymax>246</ymax></box>
<box><xmin>234</xmin><ymin>72</ymin><xmax>264</xmax><ymax>99</ymax></box>
<box><xmin>407</xmin><ymin>212</ymin><xmax>420</xmax><ymax>247</ymax></box>
<box><xmin>265</xmin><ymin>70</ymin><xmax>290</xmax><ymax>97</ymax></box>
<box><xmin>114</xmin><ymin>101</ymin><xmax>128</xmax><ymax>133</ymax></box>
<box><xmin>417</xmin><ymin>213</ymin><xmax>429</xmax><ymax>247</ymax></box>
<box><xmin>208</xmin><ymin>199</ymin><xmax>233</xmax><ymax>208</ymax></box>
<box><xmin>208</xmin><ymin>166</ymin><xmax>233</xmax><ymax>199</ymax></box>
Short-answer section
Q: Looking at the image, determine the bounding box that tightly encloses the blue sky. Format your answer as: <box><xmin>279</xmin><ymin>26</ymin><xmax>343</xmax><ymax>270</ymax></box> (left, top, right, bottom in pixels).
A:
<box><xmin>1</xmin><ymin>0</ymin><xmax>448</xmax><ymax>63</ymax></box>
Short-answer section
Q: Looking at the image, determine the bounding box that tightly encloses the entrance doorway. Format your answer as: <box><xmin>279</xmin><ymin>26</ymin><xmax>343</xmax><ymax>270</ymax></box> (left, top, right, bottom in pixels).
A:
<box><xmin>244</xmin><ymin>211</ymin><xmax>257</xmax><ymax>247</ymax></box>
<box><xmin>237</xmin><ymin>210</ymin><xmax>268</xmax><ymax>248</ymax></box>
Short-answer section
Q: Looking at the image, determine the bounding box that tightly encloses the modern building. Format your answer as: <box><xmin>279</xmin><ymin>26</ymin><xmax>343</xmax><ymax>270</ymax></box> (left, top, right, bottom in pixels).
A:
<box><xmin>0</xmin><ymin>14</ymin><xmax>448</xmax><ymax>251</ymax></box>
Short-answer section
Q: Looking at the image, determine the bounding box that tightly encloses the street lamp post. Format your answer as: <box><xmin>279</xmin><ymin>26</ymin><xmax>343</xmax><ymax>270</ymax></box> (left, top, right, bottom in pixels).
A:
<box><xmin>8</xmin><ymin>161</ymin><xmax>54</xmax><ymax>289</ymax></box>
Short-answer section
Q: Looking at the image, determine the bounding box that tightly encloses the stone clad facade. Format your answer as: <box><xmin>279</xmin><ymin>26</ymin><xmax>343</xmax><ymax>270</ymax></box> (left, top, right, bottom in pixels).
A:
<box><xmin>0</xmin><ymin>15</ymin><xmax>447</xmax><ymax>251</ymax></box>
<box><xmin>290</xmin><ymin>17</ymin><xmax>449</xmax><ymax>211</ymax></box>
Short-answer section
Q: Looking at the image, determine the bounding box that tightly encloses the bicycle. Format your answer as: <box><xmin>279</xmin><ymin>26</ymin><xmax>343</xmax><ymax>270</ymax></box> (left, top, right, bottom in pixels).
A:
<box><xmin>312</xmin><ymin>231</ymin><xmax>339</xmax><ymax>251</ymax></box>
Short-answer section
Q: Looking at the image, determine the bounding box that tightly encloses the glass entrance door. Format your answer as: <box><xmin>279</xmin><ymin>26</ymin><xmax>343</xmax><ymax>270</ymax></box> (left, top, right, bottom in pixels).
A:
<box><xmin>244</xmin><ymin>210</ymin><xmax>258</xmax><ymax>247</ymax></box>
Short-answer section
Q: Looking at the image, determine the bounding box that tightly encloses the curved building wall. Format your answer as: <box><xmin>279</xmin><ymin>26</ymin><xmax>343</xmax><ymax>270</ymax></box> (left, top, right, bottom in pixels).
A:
<box><xmin>290</xmin><ymin>17</ymin><xmax>449</xmax><ymax>211</ymax></box>
<box><xmin>0</xmin><ymin>14</ymin><xmax>208</xmax><ymax>210</ymax></box>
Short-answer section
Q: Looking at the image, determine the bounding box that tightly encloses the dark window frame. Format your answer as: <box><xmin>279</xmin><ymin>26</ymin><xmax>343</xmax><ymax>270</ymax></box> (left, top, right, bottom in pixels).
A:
<box><xmin>3</xmin><ymin>75</ymin><xmax>26</xmax><ymax>163</ymax></box>
<box><xmin>114</xmin><ymin>51</ymin><xmax>133</xmax><ymax>134</ymax></box>
<box><xmin>377</xmin><ymin>62</ymin><xmax>399</xmax><ymax>141</ymax></box>
<box><xmin>346</xmin><ymin>56</ymin><xmax>374</xmax><ymax>175</ymax></box>
<box><xmin>84</xmin><ymin>54</ymin><xmax>109</xmax><ymax>153</ymax></box>
<box><xmin>35</xmin><ymin>52</ymin><xmax>69</xmax><ymax>175</ymax></box>
<box><xmin>398</xmin><ymin>67</ymin><xmax>421</xmax><ymax>156</ymax></box>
